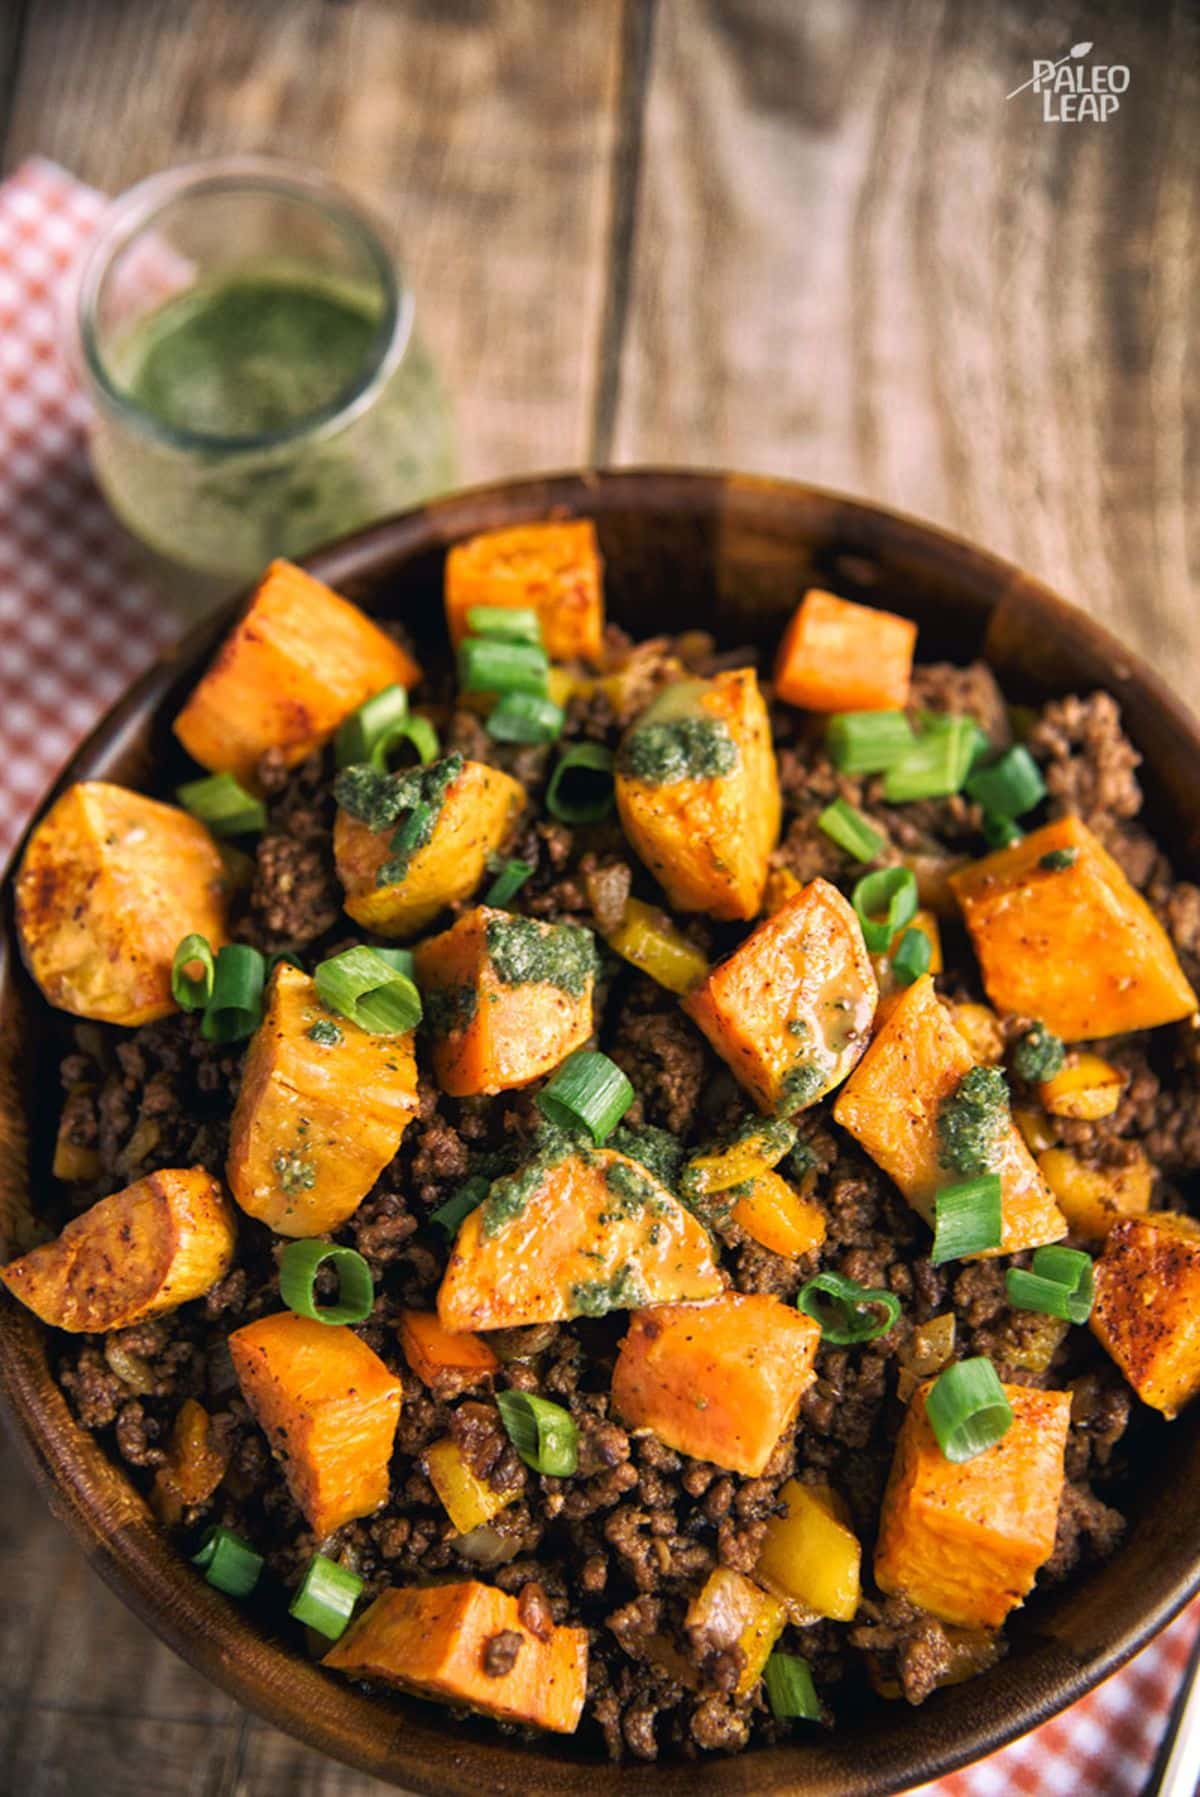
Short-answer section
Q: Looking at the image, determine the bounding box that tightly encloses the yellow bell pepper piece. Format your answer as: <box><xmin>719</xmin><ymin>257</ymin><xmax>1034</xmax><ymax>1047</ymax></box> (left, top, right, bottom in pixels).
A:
<box><xmin>681</xmin><ymin>1119</ymin><xmax>795</xmax><ymax>1198</ymax></box>
<box><xmin>951</xmin><ymin>1002</ymin><xmax>1007</xmax><ymax>1066</ymax></box>
<box><xmin>755</xmin><ymin>1479</ymin><xmax>862</xmax><ymax>1623</ymax></box>
<box><xmin>1036</xmin><ymin>1144</ymin><xmax>1152</xmax><ymax>1242</ymax></box>
<box><xmin>683</xmin><ymin>1568</ymin><xmax>785</xmax><ymax>1696</ymax></box>
<box><xmin>424</xmin><ymin>1436</ymin><xmax>518</xmax><ymax>1535</ymax></box>
<box><xmin>732</xmin><ymin>1171</ymin><xmax>827</xmax><ymax>1258</ymax></box>
<box><xmin>604</xmin><ymin>897</ymin><xmax>709</xmax><ymax>995</ymax></box>
<box><xmin>1038</xmin><ymin>1053</ymin><xmax>1123</xmax><ymax>1120</ymax></box>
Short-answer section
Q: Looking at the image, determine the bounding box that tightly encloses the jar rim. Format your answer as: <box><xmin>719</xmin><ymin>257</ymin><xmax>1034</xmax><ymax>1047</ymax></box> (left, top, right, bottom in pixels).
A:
<box><xmin>75</xmin><ymin>155</ymin><xmax>414</xmax><ymax>457</ymax></box>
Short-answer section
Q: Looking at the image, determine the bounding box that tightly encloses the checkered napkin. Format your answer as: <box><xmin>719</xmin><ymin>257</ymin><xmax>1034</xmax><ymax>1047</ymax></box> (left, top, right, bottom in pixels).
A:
<box><xmin>0</xmin><ymin>157</ymin><xmax>1198</xmax><ymax>1795</ymax></box>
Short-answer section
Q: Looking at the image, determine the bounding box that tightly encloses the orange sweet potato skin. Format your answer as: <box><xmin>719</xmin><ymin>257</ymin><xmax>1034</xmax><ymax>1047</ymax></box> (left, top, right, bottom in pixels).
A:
<box><xmin>0</xmin><ymin>1167</ymin><xmax>236</xmax><ymax>1333</ymax></box>
<box><xmin>833</xmin><ymin>975</ymin><xmax>1066</xmax><ymax>1257</ymax></box>
<box><xmin>414</xmin><ymin>907</ymin><xmax>593</xmax><ymax>1096</ymax></box>
<box><xmin>398</xmin><ymin>1310</ymin><xmax>499</xmax><ymax>1390</ymax></box>
<box><xmin>874</xmin><ymin>1381</ymin><xmax>1071</xmax><ymax>1629</ymax></box>
<box><xmin>615</xmin><ymin>669</ymin><xmax>780</xmax><ymax>921</ymax></box>
<box><xmin>227</xmin><ymin>965</ymin><xmax>418</xmax><ymax>1235</ymax></box>
<box><xmin>334</xmin><ymin>760</ymin><xmax>525</xmax><ymax>938</ymax></box>
<box><xmin>773</xmin><ymin>589</ymin><xmax>917</xmax><ymax>712</ymax></box>
<box><xmin>229</xmin><ymin>1312</ymin><xmax>402</xmax><ymax>1538</ymax></box>
<box><xmin>611</xmin><ymin>1294</ymin><xmax>820</xmax><ymax>1476</ymax></box>
<box><xmin>437</xmin><ymin>1148</ymin><xmax>722</xmax><ymax>1332</ymax></box>
<box><xmin>950</xmin><ymin>816</ymin><xmax>1197</xmax><ymax>1040</ymax></box>
<box><xmin>324</xmin><ymin>1580</ymin><xmax>588</xmax><ymax>1733</ymax></box>
<box><xmin>174</xmin><ymin>560</ymin><xmax>420</xmax><ymax>784</ymax></box>
<box><xmin>16</xmin><ymin>782</ymin><xmax>229</xmax><ymax>1027</ymax></box>
<box><xmin>683</xmin><ymin>878</ymin><xmax>877</xmax><ymax>1113</ymax></box>
<box><xmin>1090</xmin><ymin>1213</ymin><xmax>1200</xmax><ymax>1417</ymax></box>
<box><xmin>444</xmin><ymin>521</ymin><xmax>604</xmax><ymax>664</ymax></box>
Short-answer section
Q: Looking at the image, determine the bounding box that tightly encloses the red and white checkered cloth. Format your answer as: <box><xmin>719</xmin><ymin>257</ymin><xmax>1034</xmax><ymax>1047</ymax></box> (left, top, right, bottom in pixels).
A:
<box><xmin>0</xmin><ymin>156</ymin><xmax>1198</xmax><ymax>1794</ymax></box>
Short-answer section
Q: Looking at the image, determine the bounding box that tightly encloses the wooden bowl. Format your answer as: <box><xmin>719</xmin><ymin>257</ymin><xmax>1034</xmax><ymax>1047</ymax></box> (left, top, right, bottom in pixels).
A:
<box><xmin>2</xmin><ymin>469</ymin><xmax>1199</xmax><ymax>1795</ymax></box>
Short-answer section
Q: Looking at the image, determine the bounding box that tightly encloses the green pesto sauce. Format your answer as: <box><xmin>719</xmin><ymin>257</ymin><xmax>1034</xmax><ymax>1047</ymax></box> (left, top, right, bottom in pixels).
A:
<box><xmin>601</xmin><ymin>1158</ymin><xmax>673</xmax><ymax>1222</ymax></box>
<box><xmin>306</xmin><ymin>1018</ymin><xmax>343</xmax><ymax>1047</ymax></box>
<box><xmin>1039</xmin><ymin>848</ymin><xmax>1078</xmax><ymax>871</ymax></box>
<box><xmin>619</xmin><ymin>714</ymin><xmax>740</xmax><ymax>786</ymax></box>
<box><xmin>1011</xmin><ymin>1021</ymin><xmax>1066</xmax><ymax>1084</ymax></box>
<box><xmin>425</xmin><ymin>983</ymin><xmax>479</xmax><ymax>1038</ymax></box>
<box><xmin>480</xmin><ymin>1122</ymin><xmax>580</xmax><ymax>1238</ymax></box>
<box><xmin>273</xmin><ymin>1149</ymin><xmax>317</xmax><ymax>1194</ymax></box>
<box><xmin>570</xmin><ymin>1261</ymin><xmax>651</xmax><ymax>1318</ymax></box>
<box><xmin>938</xmin><ymin>1065</ymin><xmax>1010</xmax><ymax>1176</ymax></box>
<box><xmin>608</xmin><ymin>1124</ymin><xmax>684</xmax><ymax>1192</ymax></box>
<box><xmin>334</xmin><ymin>752</ymin><xmax>463</xmax><ymax>887</ymax></box>
<box><xmin>775</xmin><ymin>1058</ymin><xmax>829</xmax><ymax>1116</ymax></box>
<box><xmin>484</xmin><ymin>914</ymin><xmax>597</xmax><ymax>998</ymax></box>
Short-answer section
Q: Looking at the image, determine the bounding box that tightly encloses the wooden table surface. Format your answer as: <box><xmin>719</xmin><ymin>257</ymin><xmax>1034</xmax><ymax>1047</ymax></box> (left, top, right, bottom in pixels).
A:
<box><xmin>0</xmin><ymin>1</ymin><xmax>1197</xmax><ymax>1791</ymax></box>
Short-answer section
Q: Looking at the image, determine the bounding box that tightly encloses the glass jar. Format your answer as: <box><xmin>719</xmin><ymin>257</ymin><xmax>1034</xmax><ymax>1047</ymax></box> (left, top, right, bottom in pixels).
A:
<box><xmin>74</xmin><ymin>157</ymin><xmax>456</xmax><ymax>602</ymax></box>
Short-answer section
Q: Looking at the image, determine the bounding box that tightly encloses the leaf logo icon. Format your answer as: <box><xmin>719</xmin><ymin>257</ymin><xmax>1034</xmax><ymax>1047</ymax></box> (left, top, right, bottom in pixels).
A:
<box><xmin>1070</xmin><ymin>41</ymin><xmax>1094</xmax><ymax>56</ymax></box>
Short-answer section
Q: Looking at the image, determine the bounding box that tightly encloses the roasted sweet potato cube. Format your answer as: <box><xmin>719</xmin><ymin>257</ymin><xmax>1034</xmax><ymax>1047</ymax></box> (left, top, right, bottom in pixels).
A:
<box><xmin>334</xmin><ymin>757</ymin><xmax>525</xmax><ymax>938</ymax></box>
<box><xmin>611</xmin><ymin>1294</ymin><xmax>820</xmax><ymax>1476</ymax></box>
<box><xmin>414</xmin><ymin>907</ymin><xmax>594</xmax><ymax>1096</ymax></box>
<box><xmin>874</xmin><ymin>1381</ymin><xmax>1071</xmax><ymax>1628</ymax></box>
<box><xmin>1036</xmin><ymin>1145</ymin><xmax>1152</xmax><ymax>1242</ymax></box>
<box><xmin>684</xmin><ymin>1568</ymin><xmax>785</xmax><ymax>1696</ymax></box>
<box><xmin>683</xmin><ymin>879</ymin><xmax>877</xmax><ymax>1113</ymax></box>
<box><xmin>15</xmin><ymin>782</ymin><xmax>229</xmax><ymax>1027</ymax></box>
<box><xmin>774</xmin><ymin>589</ymin><xmax>916</xmax><ymax>712</ymax></box>
<box><xmin>0</xmin><ymin>1167</ymin><xmax>236</xmax><ymax>1333</ymax></box>
<box><xmin>833</xmin><ymin>975</ymin><xmax>1066</xmax><ymax>1257</ymax></box>
<box><xmin>1091</xmin><ymin>1213</ymin><xmax>1200</xmax><ymax>1416</ymax></box>
<box><xmin>324</xmin><ymin>1580</ymin><xmax>588</xmax><ymax>1733</ymax></box>
<box><xmin>444</xmin><ymin>521</ymin><xmax>604</xmax><ymax>664</ymax></box>
<box><xmin>437</xmin><ymin>1148</ymin><xmax>721</xmax><ymax>1333</ymax></box>
<box><xmin>615</xmin><ymin>669</ymin><xmax>781</xmax><ymax>921</ymax></box>
<box><xmin>227</xmin><ymin>965</ymin><xmax>418</xmax><ymax>1235</ymax></box>
<box><xmin>950</xmin><ymin>816</ymin><xmax>1197</xmax><ymax>1040</ymax></box>
<box><xmin>174</xmin><ymin>560</ymin><xmax>420</xmax><ymax>783</ymax></box>
<box><xmin>229</xmin><ymin>1312</ymin><xmax>402</xmax><ymax>1537</ymax></box>
<box><xmin>756</xmin><ymin>1480</ymin><xmax>861</xmax><ymax>1622</ymax></box>
<box><xmin>398</xmin><ymin>1311</ymin><xmax>499</xmax><ymax>1393</ymax></box>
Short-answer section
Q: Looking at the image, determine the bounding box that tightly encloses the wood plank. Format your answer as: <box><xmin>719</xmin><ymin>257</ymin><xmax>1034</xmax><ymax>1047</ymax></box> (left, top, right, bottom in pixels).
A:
<box><xmin>233</xmin><ymin>1721</ymin><xmax>400</xmax><ymax>1795</ymax></box>
<box><xmin>4</xmin><ymin>0</ymin><xmax>623</xmax><ymax>480</ymax></box>
<box><xmin>611</xmin><ymin>0</ymin><xmax>1200</xmax><ymax>707</ymax></box>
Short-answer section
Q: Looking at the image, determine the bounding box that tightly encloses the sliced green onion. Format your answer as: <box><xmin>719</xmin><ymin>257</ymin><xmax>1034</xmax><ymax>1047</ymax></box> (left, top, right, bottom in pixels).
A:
<box><xmin>931</xmin><ymin>1174</ymin><xmax>1003</xmax><ymax>1266</ymax></box>
<box><xmin>983</xmin><ymin>812</ymin><xmax>1023</xmax><ymax>850</ymax></box>
<box><xmin>851</xmin><ymin>866</ymin><xmax>919</xmax><ymax>953</ymax></box>
<box><xmin>487</xmin><ymin>691</ymin><xmax>565</xmax><ymax>744</ymax></box>
<box><xmin>191</xmin><ymin>1525</ymin><xmax>263</xmax><ymax>1597</ymax></box>
<box><xmin>536</xmin><ymin>1050</ymin><xmax>634</xmax><ymax>1143</ymax></box>
<box><xmin>965</xmin><ymin>746</ymin><xmax>1046</xmax><ymax>818</ymax></box>
<box><xmin>429</xmin><ymin>1175</ymin><xmax>489</xmax><ymax>1237</ymax></box>
<box><xmin>546</xmin><ymin>743</ymin><xmax>615</xmax><ymax>823</ymax></box>
<box><xmin>925</xmin><ymin>1357</ymin><xmax>1013</xmax><ymax>1463</ymax></box>
<box><xmin>289</xmin><ymin>1553</ymin><xmax>364</xmax><ymax>1639</ymax></box>
<box><xmin>485</xmin><ymin>857</ymin><xmax>535</xmax><ymax>907</ymax></box>
<box><xmin>265</xmin><ymin>950</ymin><xmax>305</xmax><ymax>980</ymax></box>
<box><xmin>818</xmin><ymin>798</ymin><xmax>884</xmax><ymax>863</ymax></box>
<box><xmin>495</xmin><ymin>1389</ymin><xmax>579</xmax><ymax>1477</ymax></box>
<box><xmin>372</xmin><ymin>715</ymin><xmax>440</xmax><ymax>770</ymax></box>
<box><xmin>201</xmin><ymin>944</ymin><xmax>266</xmax><ymax>1042</ymax></box>
<box><xmin>335</xmin><ymin>684</ymin><xmax>409</xmax><ymax>768</ymax></box>
<box><xmin>391</xmin><ymin>801</ymin><xmax>435</xmax><ymax>859</ymax></box>
<box><xmin>279</xmin><ymin>1241</ymin><xmax>375</xmax><ymax>1325</ymax></box>
<box><xmin>172</xmin><ymin>934</ymin><xmax>214</xmax><ymax>1011</ymax></box>
<box><xmin>458</xmin><ymin>637</ymin><xmax>549</xmax><ymax>697</ymax></box>
<box><xmin>1007</xmin><ymin>1245</ymin><xmax>1095</xmax><ymax>1325</ymax></box>
<box><xmin>314</xmin><ymin>946</ymin><xmax>422</xmax><ymax>1034</ymax></box>
<box><xmin>882</xmin><ymin>716</ymin><xmax>980</xmax><ymax>803</ymax></box>
<box><xmin>466</xmin><ymin>605</ymin><xmax>542</xmax><ymax>644</ymax></box>
<box><xmin>797</xmin><ymin>1271</ymin><xmax>902</xmax><ymax>1345</ymax></box>
<box><xmin>370</xmin><ymin>946</ymin><xmax>416</xmax><ymax>978</ymax></box>
<box><xmin>891</xmin><ymin>926</ymin><xmax>932</xmax><ymax>986</ymax></box>
<box><xmin>763</xmin><ymin>1651</ymin><xmax>821</xmax><ymax>1722</ymax></box>
<box><xmin>825</xmin><ymin>711</ymin><xmax>915</xmax><ymax>775</ymax></box>
<box><xmin>177</xmin><ymin>771</ymin><xmax>267</xmax><ymax>837</ymax></box>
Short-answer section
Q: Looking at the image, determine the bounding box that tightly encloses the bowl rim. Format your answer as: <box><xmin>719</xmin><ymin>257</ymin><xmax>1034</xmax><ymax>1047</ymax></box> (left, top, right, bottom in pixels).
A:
<box><xmin>2</xmin><ymin>465</ymin><xmax>1199</xmax><ymax>1795</ymax></box>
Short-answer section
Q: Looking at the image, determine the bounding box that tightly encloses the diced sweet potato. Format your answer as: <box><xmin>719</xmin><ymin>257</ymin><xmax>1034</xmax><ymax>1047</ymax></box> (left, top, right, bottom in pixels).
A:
<box><xmin>15</xmin><ymin>782</ymin><xmax>229</xmax><ymax>1027</ymax></box>
<box><xmin>445</xmin><ymin>520</ymin><xmax>604</xmax><ymax>664</ymax></box>
<box><xmin>174</xmin><ymin>560</ymin><xmax>420</xmax><ymax>783</ymax></box>
<box><xmin>0</xmin><ymin>1167</ymin><xmax>235</xmax><ymax>1333</ymax></box>
<box><xmin>334</xmin><ymin>758</ymin><xmax>524</xmax><ymax>938</ymax></box>
<box><xmin>424</xmin><ymin>1436</ymin><xmax>520</xmax><ymax>1534</ymax></box>
<box><xmin>684</xmin><ymin>1568</ymin><xmax>785</xmax><ymax>1696</ymax></box>
<box><xmin>731</xmin><ymin>1172</ymin><xmax>827</xmax><ymax>1259</ymax></box>
<box><xmin>611</xmin><ymin>1293</ymin><xmax>820</xmax><ymax>1476</ymax></box>
<box><xmin>615</xmin><ymin>670</ymin><xmax>780</xmax><ymax>921</ymax></box>
<box><xmin>437</xmin><ymin>1147</ymin><xmax>721</xmax><ymax>1332</ymax></box>
<box><xmin>398</xmin><ymin>1311</ymin><xmax>499</xmax><ymax>1392</ymax></box>
<box><xmin>683</xmin><ymin>879</ymin><xmax>877</xmax><ymax>1114</ymax></box>
<box><xmin>1090</xmin><ymin>1213</ymin><xmax>1200</xmax><ymax>1416</ymax></box>
<box><xmin>950</xmin><ymin>816</ymin><xmax>1197</xmax><ymax>1040</ymax></box>
<box><xmin>325</xmin><ymin>1580</ymin><xmax>587</xmax><ymax>1732</ymax></box>
<box><xmin>229</xmin><ymin>1312</ymin><xmax>403</xmax><ymax>1537</ymax></box>
<box><xmin>1036</xmin><ymin>1144</ymin><xmax>1152</xmax><ymax>1242</ymax></box>
<box><xmin>773</xmin><ymin>589</ymin><xmax>916</xmax><ymax>713</ymax></box>
<box><xmin>833</xmin><ymin>975</ymin><xmax>1066</xmax><ymax>1257</ymax></box>
<box><xmin>227</xmin><ymin>965</ymin><xmax>418</xmax><ymax>1236</ymax></box>
<box><xmin>1038</xmin><ymin>1052</ymin><xmax>1123</xmax><ymax>1120</ymax></box>
<box><xmin>874</xmin><ymin>1380</ymin><xmax>1071</xmax><ymax>1629</ymax></box>
<box><xmin>151</xmin><ymin>1398</ymin><xmax>229</xmax><ymax>1525</ymax></box>
<box><xmin>413</xmin><ymin>907</ymin><xmax>594</xmax><ymax>1096</ymax></box>
<box><xmin>756</xmin><ymin>1480</ymin><xmax>861</xmax><ymax>1623</ymax></box>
